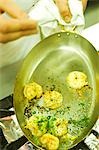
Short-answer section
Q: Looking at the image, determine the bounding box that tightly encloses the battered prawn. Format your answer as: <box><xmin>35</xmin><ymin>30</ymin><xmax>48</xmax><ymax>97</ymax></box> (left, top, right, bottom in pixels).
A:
<box><xmin>23</xmin><ymin>82</ymin><xmax>43</xmax><ymax>100</ymax></box>
<box><xmin>43</xmin><ymin>91</ymin><xmax>63</xmax><ymax>109</ymax></box>
<box><xmin>49</xmin><ymin>117</ymin><xmax>68</xmax><ymax>137</ymax></box>
<box><xmin>66</xmin><ymin>71</ymin><xmax>88</xmax><ymax>89</ymax></box>
<box><xmin>40</xmin><ymin>133</ymin><xmax>59</xmax><ymax>150</ymax></box>
<box><xmin>25</xmin><ymin>116</ymin><xmax>47</xmax><ymax>137</ymax></box>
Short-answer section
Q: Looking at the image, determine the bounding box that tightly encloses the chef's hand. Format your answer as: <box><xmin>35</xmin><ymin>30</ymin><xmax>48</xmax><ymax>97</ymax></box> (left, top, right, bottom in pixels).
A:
<box><xmin>54</xmin><ymin>0</ymin><xmax>88</xmax><ymax>23</ymax></box>
<box><xmin>0</xmin><ymin>0</ymin><xmax>38</xmax><ymax>43</ymax></box>
<box><xmin>82</xmin><ymin>0</ymin><xmax>88</xmax><ymax>11</ymax></box>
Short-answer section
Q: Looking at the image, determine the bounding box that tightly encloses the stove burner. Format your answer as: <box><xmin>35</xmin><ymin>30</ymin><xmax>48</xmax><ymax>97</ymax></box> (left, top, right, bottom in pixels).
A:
<box><xmin>0</xmin><ymin>95</ymin><xmax>98</xmax><ymax>150</ymax></box>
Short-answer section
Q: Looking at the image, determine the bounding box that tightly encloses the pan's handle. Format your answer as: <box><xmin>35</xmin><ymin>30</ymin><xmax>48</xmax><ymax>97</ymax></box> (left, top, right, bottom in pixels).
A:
<box><xmin>58</xmin><ymin>22</ymin><xmax>77</xmax><ymax>33</ymax></box>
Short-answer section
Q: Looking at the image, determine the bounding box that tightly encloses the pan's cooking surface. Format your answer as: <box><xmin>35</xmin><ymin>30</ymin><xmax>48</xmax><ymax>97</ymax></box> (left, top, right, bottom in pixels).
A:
<box><xmin>14</xmin><ymin>32</ymin><xmax>99</xmax><ymax>149</ymax></box>
<box><xmin>29</xmin><ymin>44</ymin><xmax>94</xmax><ymax>149</ymax></box>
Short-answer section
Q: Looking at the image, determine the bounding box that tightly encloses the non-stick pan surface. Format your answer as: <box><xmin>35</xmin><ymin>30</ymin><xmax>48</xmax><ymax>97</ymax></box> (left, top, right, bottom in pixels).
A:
<box><xmin>14</xmin><ymin>32</ymin><xmax>99</xmax><ymax>149</ymax></box>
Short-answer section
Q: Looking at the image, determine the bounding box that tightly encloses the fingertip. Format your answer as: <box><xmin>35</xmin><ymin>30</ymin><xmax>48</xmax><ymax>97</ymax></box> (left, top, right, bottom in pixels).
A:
<box><xmin>64</xmin><ymin>16</ymin><xmax>71</xmax><ymax>23</ymax></box>
<box><xmin>29</xmin><ymin>19</ymin><xmax>38</xmax><ymax>30</ymax></box>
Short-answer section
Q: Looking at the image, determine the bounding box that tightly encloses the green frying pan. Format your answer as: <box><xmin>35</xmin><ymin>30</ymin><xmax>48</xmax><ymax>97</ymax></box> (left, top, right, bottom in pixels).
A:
<box><xmin>13</xmin><ymin>31</ymin><xmax>99</xmax><ymax>149</ymax></box>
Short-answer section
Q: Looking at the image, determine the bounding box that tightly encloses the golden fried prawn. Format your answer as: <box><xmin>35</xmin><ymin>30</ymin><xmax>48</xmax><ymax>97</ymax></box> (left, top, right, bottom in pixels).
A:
<box><xmin>40</xmin><ymin>133</ymin><xmax>59</xmax><ymax>150</ymax></box>
<box><xmin>43</xmin><ymin>91</ymin><xmax>63</xmax><ymax>109</ymax></box>
<box><xmin>23</xmin><ymin>82</ymin><xmax>43</xmax><ymax>100</ymax></box>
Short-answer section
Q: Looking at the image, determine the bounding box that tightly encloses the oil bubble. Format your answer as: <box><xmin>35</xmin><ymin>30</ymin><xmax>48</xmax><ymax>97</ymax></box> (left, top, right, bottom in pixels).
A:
<box><xmin>66</xmin><ymin>32</ymin><xmax>70</xmax><ymax>36</ymax></box>
<box><xmin>57</xmin><ymin>34</ymin><xmax>61</xmax><ymax>37</ymax></box>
